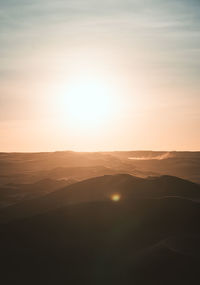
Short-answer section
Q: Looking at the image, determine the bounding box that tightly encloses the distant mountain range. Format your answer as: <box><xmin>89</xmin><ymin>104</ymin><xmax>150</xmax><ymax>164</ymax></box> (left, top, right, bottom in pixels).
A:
<box><xmin>0</xmin><ymin>151</ymin><xmax>200</xmax><ymax>184</ymax></box>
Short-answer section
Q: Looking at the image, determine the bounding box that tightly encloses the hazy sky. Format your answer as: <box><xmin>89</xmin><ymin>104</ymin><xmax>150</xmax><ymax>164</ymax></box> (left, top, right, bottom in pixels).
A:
<box><xmin>0</xmin><ymin>0</ymin><xmax>200</xmax><ymax>151</ymax></box>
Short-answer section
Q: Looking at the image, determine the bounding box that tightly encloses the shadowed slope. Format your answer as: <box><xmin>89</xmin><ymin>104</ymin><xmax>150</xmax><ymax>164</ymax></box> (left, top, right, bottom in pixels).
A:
<box><xmin>0</xmin><ymin>197</ymin><xmax>199</xmax><ymax>285</ymax></box>
<box><xmin>0</xmin><ymin>174</ymin><xmax>199</xmax><ymax>223</ymax></box>
<box><xmin>0</xmin><ymin>178</ymin><xmax>74</xmax><ymax>208</ymax></box>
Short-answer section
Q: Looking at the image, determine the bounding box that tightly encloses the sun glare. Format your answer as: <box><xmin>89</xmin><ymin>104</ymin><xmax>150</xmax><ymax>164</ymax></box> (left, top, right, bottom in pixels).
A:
<box><xmin>59</xmin><ymin>75</ymin><xmax>115</xmax><ymax>131</ymax></box>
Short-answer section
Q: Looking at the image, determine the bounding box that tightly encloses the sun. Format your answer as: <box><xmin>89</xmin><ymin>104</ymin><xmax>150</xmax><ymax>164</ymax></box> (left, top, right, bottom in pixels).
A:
<box><xmin>62</xmin><ymin>76</ymin><xmax>114</xmax><ymax>130</ymax></box>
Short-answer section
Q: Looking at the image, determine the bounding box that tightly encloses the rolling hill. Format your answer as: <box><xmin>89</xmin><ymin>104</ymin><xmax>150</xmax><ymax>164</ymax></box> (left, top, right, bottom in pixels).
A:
<box><xmin>0</xmin><ymin>174</ymin><xmax>199</xmax><ymax>223</ymax></box>
<box><xmin>0</xmin><ymin>173</ymin><xmax>199</xmax><ymax>284</ymax></box>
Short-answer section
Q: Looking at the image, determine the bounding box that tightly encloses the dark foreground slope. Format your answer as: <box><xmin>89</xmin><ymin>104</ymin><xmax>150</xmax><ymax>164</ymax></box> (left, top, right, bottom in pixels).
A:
<box><xmin>0</xmin><ymin>174</ymin><xmax>200</xmax><ymax>284</ymax></box>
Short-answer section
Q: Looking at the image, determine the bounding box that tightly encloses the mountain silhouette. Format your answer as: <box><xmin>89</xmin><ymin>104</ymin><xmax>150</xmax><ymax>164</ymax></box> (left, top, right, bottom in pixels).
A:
<box><xmin>0</xmin><ymin>174</ymin><xmax>199</xmax><ymax>223</ymax></box>
<box><xmin>0</xmin><ymin>178</ymin><xmax>73</xmax><ymax>208</ymax></box>
<box><xmin>0</xmin><ymin>174</ymin><xmax>200</xmax><ymax>284</ymax></box>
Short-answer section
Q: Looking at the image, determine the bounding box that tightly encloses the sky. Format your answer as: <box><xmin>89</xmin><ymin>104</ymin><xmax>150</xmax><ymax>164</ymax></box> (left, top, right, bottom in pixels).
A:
<box><xmin>0</xmin><ymin>0</ymin><xmax>200</xmax><ymax>152</ymax></box>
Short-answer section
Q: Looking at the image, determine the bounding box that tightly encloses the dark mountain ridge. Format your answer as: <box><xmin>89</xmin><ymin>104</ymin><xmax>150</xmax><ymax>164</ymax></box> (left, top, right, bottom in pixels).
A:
<box><xmin>0</xmin><ymin>174</ymin><xmax>199</xmax><ymax>223</ymax></box>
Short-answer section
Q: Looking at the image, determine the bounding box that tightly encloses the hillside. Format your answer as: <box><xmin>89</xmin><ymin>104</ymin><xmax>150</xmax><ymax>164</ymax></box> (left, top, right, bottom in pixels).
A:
<box><xmin>0</xmin><ymin>196</ymin><xmax>199</xmax><ymax>284</ymax></box>
<box><xmin>0</xmin><ymin>174</ymin><xmax>199</xmax><ymax>223</ymax></box>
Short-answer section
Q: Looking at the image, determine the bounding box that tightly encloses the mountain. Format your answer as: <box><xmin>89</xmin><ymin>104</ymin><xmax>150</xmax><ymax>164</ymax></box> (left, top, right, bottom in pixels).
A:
<box><xmin>0</xmin><ymin>174</ymin><xmax>199</xmax><ymax>223</ymax></box>
<box><xmin>0</xmin><ymin>174</ymin><xmax>199</xmax><ymax>284</ymax></box>
<box><xmin>0</xmin><ymin>151</ymin><xmax>199</xmax><ymax>185</ymax></box>
<box><xmin>112</xmin><ymin>151</ymin><xmax>200</xmax><ymax>183</ymax></box>
<box><xmin>0</xmin><ymin>178</ymin><xmax>74</xmax><ymax>208</ymax></box>
<box><xmin>0</xmin><ymin>196</ymin><xmax>199</xmax><ymax>284</ymax></box>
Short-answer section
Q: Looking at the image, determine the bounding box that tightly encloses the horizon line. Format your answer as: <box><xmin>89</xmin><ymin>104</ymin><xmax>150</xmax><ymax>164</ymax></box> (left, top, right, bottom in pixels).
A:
<box><xmin>0</xmin><ymin>149</ymin><xmax>200</xmax><ymax>154</ymax></box>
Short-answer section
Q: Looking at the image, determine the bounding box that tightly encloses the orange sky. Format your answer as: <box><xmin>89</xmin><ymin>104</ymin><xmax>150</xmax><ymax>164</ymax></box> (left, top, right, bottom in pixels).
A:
<box><xmin>0</xmin><ymin>0</ymin><xmax>200</xmax><ymax>151</ymax></box>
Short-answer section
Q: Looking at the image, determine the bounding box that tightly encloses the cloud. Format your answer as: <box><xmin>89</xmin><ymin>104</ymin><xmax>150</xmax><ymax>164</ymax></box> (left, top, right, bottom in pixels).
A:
<box><xmin>128</xmin><ymin>152</ymin><xmax>174</xmax><ymax>161</ymax></box>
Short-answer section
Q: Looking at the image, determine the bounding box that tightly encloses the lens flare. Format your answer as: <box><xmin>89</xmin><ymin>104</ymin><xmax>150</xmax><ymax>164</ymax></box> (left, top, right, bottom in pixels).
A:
<box><xmin>111</xmin><ymin>194</ymin><xmax>121</xmax><ymax>202</ymax></box>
